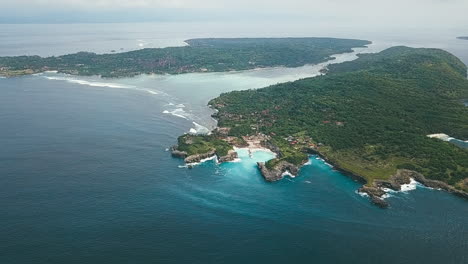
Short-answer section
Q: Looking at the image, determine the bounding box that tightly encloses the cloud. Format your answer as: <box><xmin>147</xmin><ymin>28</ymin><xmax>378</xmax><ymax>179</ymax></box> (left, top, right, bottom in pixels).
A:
<box><xmin>2</xmin><ymin>0</ymin><xmax>467</xmax><ymax>9</ymax></box>
<box><xmin>1</xmin><ymin>0</ymin><xmax>467</xmax><ymax>28</ymax></box>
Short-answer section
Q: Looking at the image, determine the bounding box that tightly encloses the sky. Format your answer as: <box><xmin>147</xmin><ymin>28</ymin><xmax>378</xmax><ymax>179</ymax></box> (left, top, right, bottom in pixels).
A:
<box><xmin>1</xmin><ymin>0</ymin><xmax>467</xmax><ymax>30</ymax></box>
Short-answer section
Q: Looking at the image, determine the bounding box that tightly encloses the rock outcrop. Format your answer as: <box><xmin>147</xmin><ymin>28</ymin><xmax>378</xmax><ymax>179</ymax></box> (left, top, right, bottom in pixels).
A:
<box><xmin>217</xmin><ymin>150</ymin><xmax>238</xmax><ymax>163</ymax></box>
<box><xmin>184</xmin><ymin>150</ymin><xmax>216</xmax><ymax>164</ymax></box>
<box><xmin>257</xmin><ymin>161</ymin><xmax>300</xmax><ymax>182</ymax></box>
<box><xmin>171</xmin><ymin>146</ymin><xmax>188</xmax><ymax>158</ymax></box>
<box><xmin>358</xmin><ymin>186</ymin><xmax>389</xmax><ymax>208</ymax></box>
<box><xmin>359</xmin><ymin>169</ymin><xmax>468</xmax><ymax>208</ymax></box>
<box><xmin>398</xmin><ymin>170</ymin><xmax>468</xmax><ymax>199</ymax></box>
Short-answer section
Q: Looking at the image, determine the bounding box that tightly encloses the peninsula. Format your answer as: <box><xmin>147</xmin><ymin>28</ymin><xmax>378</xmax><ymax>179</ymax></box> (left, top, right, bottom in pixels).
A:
<box><xmin>172</xmin><ymin>46</ymin><xmax>468</xmax><ymax>207</ymax></box>
<box><xmin>0</xmin><ymin>37</ymin><xmax>370</xmax><ymax>78</ymax></box>
<box><xmin>457</xmin><ymin>36</ymin><xmax>468</xmax><ymax>40</ymax></box>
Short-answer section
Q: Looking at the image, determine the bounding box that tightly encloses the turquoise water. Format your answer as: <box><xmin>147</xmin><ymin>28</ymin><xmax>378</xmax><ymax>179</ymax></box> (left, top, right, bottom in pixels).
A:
<box><xmin>1</xmin><ymin>24</ymin><xmax>468</xmax><ymax>263</ymax></box>
<box><xmin>449</xmin><ymin>138</ymin><xmax>468</xmax><ymax>149</ymax></box>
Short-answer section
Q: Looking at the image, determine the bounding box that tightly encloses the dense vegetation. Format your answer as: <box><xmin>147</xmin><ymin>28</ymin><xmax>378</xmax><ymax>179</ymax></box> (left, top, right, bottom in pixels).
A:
<box><xmin>210</xmin><ymin>46</ymin><xmax>468</xmax><ymax>191</ymax></box>
<box><xmin>0</xmin><ymin>38</ymin><xmax>370</xmax><ymax>78</ymax></box>
<box><xmin>176</xmin><ymin>134</ymin><xmax>233</xmax><ymax>157</ymax></box>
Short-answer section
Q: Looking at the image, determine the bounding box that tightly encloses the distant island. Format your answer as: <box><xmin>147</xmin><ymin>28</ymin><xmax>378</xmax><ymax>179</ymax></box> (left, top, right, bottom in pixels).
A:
<box><xmin>172</xmin><ymin>46</ymin><xmax>468</xmax><ymax>208</ymax></box>
<box><xmin>0</xmin><ymin>37</ymin><xmax>371</xmax><ymax>78</ymax></box>
<box><xmin>457</xmin><ymin>36</ymin><xmax>468</xmax><ymax>40</ymax></box>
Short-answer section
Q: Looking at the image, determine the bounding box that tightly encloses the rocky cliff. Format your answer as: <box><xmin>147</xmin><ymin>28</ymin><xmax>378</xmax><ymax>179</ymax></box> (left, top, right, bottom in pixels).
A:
<box><xmin>257</xmin><ymin>161</ymin><xmax>301</xmax><ymax>182</ymax></box>
<box><xmin>359</xmin><ymin>169</ymin><xmax>468</xmax><ymax>208</ymax></box>
<box><xmin>184</xmin><ymin>150</ymin><xmax>216</xmax><ymax>164</ymax></box>
<box><xmin>217</xmin><ymin>150</ymin><xmax>238</xmax><ymax>163</ymax></box>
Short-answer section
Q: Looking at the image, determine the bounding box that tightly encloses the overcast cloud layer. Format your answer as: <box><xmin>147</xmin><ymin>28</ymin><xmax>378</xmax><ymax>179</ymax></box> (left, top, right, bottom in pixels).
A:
<box><xmin>1</xmin><ymin>0</ymin><xmax>467</xmax><ymax>28</ymax></box>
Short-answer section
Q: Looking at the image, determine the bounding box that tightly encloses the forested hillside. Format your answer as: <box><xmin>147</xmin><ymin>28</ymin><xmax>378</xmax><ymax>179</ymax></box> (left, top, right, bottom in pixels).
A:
<box><xmin>0</xmin><ymin>37</ymin><xmax>370</xmax><ymax>77</ymax></box>
<box><xmin>210</xmin><ymin>47</ymin><xmax>468</xmax><ymax>190</ymax></box>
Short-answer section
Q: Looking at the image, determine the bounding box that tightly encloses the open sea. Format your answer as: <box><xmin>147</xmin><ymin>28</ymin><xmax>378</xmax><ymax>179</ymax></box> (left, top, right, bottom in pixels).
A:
<box><xmin>0</xmin><ymin>23</ymin><xmax>467</xmax><ymax>263</ymax></box>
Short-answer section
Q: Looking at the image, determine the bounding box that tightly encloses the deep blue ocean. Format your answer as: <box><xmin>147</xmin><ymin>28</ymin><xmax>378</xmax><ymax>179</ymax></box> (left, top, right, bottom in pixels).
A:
<box><xmin>0</xmin><ymin>23</ymin><xmax>467</xmax><ymax>263</ymax></box>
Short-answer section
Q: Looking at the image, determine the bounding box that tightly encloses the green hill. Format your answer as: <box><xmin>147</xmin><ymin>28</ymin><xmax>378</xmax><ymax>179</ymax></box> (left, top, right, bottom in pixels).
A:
<box><xmin>209</xmin><ymin>46</ymin><xmax>468</xmax><ymax>191</ymax></box>
<box><xmin>0</xmin><ymin>37</ymin><xmax>370</xmax><ymax>78</ymax></box>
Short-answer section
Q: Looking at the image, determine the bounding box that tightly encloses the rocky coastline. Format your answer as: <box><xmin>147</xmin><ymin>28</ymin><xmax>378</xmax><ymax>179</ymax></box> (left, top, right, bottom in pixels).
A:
<box><xmin>257</xmin><ymin>161</ymin><xmax>302</xmax><ymax>182</ymax></box>
<box><xmin>172</xmin><ymin>135</ymin><xmax>468</xmax><ymax>208</ymax></box>
<box><xmin>171</xmin><ymin>146</ymin><xmax>238</xmax><ymax>166</ymax></box>
<box><xmin>359</xmin><ymin>169</ymin><xmax>468</xmax><ymax>208</ymax></box>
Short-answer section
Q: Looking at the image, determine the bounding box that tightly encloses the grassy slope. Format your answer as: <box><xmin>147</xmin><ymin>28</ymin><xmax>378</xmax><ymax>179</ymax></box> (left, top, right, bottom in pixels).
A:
<box><xmin>176</xmin><ymin>134</ymin><xmax>233</xmax><ymax>157</ymax></box>
<box><xmin>210</xmin><ymin>46</ymin><xmax>468</xmax><ymax>190</ymax></box>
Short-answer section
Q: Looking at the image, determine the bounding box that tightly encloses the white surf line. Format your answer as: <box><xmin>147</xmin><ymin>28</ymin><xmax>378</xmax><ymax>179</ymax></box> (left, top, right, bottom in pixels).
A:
<box><xmin>379</xmin><ymin>178</ymin><xmax>421</xmax><ymax>199</ymax></box>
<box><xmin>427</xmin><ymin>133</ymin><xmax>468</xmax><ymax>143</ymax></box>
<box><xmin>189</xmin><ymin>122</ymin><xmax>211</xmax><ymax>135</ymax></box>
<box><xmin>41</xmin><ymin>74</ymin><xmax>162</xmax><ymax>96</ymax></box>
<box><xmin>178</xmin><ymin>155</ymin><xmax>218</xmax><ymax>168</ymax></box>
<box><xmin>162</xmin><ymin>108</ymin><xmax>191</xmax><ymax>120</ymax></box>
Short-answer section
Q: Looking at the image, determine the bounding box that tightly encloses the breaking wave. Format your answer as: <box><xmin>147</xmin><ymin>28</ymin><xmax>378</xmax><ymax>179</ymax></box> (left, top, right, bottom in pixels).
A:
<box><xmin>178</xmin><ymin>155</ymin><xmax>218</xmax><ymax>168</ymax></box>
<box><xmin>41</xmin><ymin>75</ymin><xmax>160</xmax><ymax>96</ymax></box>
<box><xmin>190</xmin><ymin>122</ymin><xmax>210</xmax><ymax>135</ymax></box>
<box><xmin>162</xmin><ymin>108</ymin><xmax>190</xmax><ymax>120</ymax></box>
<box><xmin>400</xmin><ymin>178</ymin><xmax>419</xmax><ymax>192</ymax></box>
<box><xmin>356</xmin><ymin>190</ymin><xmax>369</xmax><ymax>197</ymax></box>
<box><xmin>44</xmin><ymin>76</ymin><xmax>135</xmax><ymax>88</ymax></box>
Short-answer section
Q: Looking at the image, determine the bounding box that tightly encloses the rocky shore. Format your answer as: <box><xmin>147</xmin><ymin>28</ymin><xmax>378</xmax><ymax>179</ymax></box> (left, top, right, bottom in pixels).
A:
<box><xmin>173</xmin><ymin>138</ymin><xmax>468</xmax><ymax>208</ymax></box>
<box><xmin>359</xmin><ymin>169</ymin><xmax>468</xmax><ymax>208</ymax></box>
<box><xmin>257</xmin><ymin>161</ymin><xmax>301</xmax><ymax>182</ymax></box>
<box><xmin>217</xmin><ymin>150</ymin><xmax>239</xmax><ymax>163</ymax></box>
<box><xmin>171</xmin><ymin>146</ymin><xmax>238</xmax><ymax>165</ymax></box>
<box><xmin>171</xmin><ymin>129</ymin><xmax>468</xmax><ymax>209</ymax></box>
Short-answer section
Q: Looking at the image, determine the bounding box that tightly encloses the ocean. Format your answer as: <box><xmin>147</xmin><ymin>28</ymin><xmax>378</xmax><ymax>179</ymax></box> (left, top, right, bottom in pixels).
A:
<box><xmin>0</xmin><ymin>23</ymin><xmax>467</xmax><ymax>263</ymax></box>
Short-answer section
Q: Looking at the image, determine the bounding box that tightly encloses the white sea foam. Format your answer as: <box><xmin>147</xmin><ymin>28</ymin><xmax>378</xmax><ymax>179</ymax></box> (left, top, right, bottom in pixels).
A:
<box><xmin>400</xmin><ymin>178</ymin><xmax>419</xmax><ymax>192</ymax></box>
<box><xmin>191</xmin><ymin>122</ymin><xmax>210</xmax><ymax>135</ymax></box>
<box><xmin>145</xmin><ymin>90</ymin><xmax>158</xmax><ymax>95</ymax></box>
<box><xmin>382</xmin><ymin>193</ymin><xmax>393</xmax><ymax>199</ymax></box>
<box><xmin>44</xmin><ymin>76</ymin><xmax>135</xmax><ymax>88</ymax></box>
<box><xmin>162</xmin><ymin>108</ymin><xmax>190</xmax><ymax>119</ymax></box>
<box><xmin>313</xmin><ymin>156</ymin><xmax>332</xmax><ymax>167</ymax></box>
<box><xmin>282</xmin><ymin>170</ymin><xmax>295</xmax><ymax>178</ymax></box>
<box><xmin>187</xmin><ymin>156</ymin><xmax>217</xmax><ymax>167</ymax></box>
<box><xmin>176</xmin><ymin>104</ymin><xmax>186</xmax><ymax>108</ymax></box>
<box><xmin>356</xmin><ymin>190</ymin><xmax>369</xmax><ymax>197</ymax></box>
<box><xmin>178</xmin><ymin>155</ymin><xmax>217</xmax><ymax>168</ymax></box>
<box><xmin>382</xmin><ymin>188</ymin><xmax>398</xmax><ymax>193</ymax></box>
<box><xmin>381</xmin><ymin>178</ymin><xmax>420</xmax><ymax>194</ymax></box>
<box><xmin>42</xmin><ymin>75</ymin><xmax>162</xmax><ymax>96</ymax></box>
<box><xmin>376</xmin><ymin>178</ymin><xmax>419</xmax><ymax>200</ymax></box>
